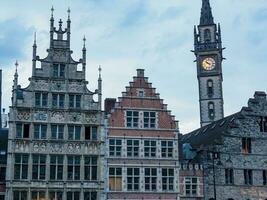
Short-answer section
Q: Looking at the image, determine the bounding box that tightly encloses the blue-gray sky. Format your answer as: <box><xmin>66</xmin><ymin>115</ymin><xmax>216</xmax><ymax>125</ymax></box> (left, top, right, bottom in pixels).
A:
<box><xmin>0</xmin><ymin>0</ymin><xmax>266</xmax><ymax>133</ymax></box>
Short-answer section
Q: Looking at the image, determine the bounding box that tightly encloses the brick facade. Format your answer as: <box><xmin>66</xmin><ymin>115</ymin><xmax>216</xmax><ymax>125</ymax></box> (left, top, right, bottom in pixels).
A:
<box><xmin>106</xmin><ymin>69</ymin><xmax>179</xmax><ymax>200</ymax></box>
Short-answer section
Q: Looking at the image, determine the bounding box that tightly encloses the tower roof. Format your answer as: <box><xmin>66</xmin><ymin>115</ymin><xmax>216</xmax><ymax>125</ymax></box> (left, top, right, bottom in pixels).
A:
<box><xmin>200</xmin><ymin>0</ymin><xmax>214</xmax><ymax>25</ymax></box>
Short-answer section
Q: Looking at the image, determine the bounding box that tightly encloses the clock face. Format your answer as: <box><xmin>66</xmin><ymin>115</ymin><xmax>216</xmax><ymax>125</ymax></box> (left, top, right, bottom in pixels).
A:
<box><xmin>202</xmin><ymin>57</ymin><xmax>216</xmax><ymax>71</ymax></box>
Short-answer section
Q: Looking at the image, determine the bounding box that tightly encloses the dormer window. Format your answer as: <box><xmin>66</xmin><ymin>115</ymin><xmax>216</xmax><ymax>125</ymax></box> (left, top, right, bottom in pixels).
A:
<box><xmin>53</xmin><ymin>64</ymin><xmax>65</xmax><ymax>78</ymax></box>
<box><xmin>137</xmin><ymin>89</ymin><xmax>145</xmax><ymax>97</ymax></box>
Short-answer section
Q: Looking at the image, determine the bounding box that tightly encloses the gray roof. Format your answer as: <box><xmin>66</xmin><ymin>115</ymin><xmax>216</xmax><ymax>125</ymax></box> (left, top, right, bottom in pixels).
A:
<box><xmin>182</xmin><ymin>112</ymin><xmax>241</xmax><ymax>149</ymax></box>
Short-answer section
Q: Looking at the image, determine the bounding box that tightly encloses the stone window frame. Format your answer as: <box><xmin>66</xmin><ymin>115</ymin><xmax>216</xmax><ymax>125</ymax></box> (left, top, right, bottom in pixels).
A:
<box><xmin>50</xmin><ymin>155</ymin><xmax>64</xmax><ymax>180</ymax></box>
<box><xmin>51</xmin><ymin>124</ymin><xmax>64</xmax><ymax>140</ymax></box>
<box><xmin>84</xmin><ymin>156</ymin><xmax>98</xmax><ymax>181</ymax></box>
<box><xmin>66</xmin><ymin>191</ymin><xmax>80</xmax><ymax>200</ymax></box>
<box><xmin>127</xmin><ymin>167</ymin><xmax>140</xmax><ymax>191</ymax></box>
<box><xmin>33</xmin><ymin>124</ymin><xmax>47</xmax><ymax>139</ymax></box>
<box><xmin>13</xmin><ymin>191</ymin><xmax>28</xmax><ymax>200</ymax></box>
<box><xmin>244</xmin><ymin>169</ymin><xmax>253</xmax><ymax>185</ymax></box>
<box><xmin>84</xmin><ymin>192</ymin><xmax>97</xmax><ymax>200</ymax></box>
<box><xmin>14</xmin><ymin>154</ymin><xmax>28</xmax><ymax>180</ymax></box>
<box><xmin>126</xmin><ymin>110</ymin><xmax>139</xmax><ymax>128</ymax></box>
<box><xmin>109</xmin><ymin>138</ymin><xmax>122</xmax><ymax>157</ymax></box>
<box><xmin>144</xmin><ymin>167</ymin><xmax>157</xmax><ymax>191</ymax></box>
<box><xmin>84</xmin><ymin>126</ymin><xmax>98</xmax><ymax>141</ymax></box>
<box><xmin>144</xmin><ymin>140</ymin><xmax>157</xmax><ymax>157</ymax></box>
<box><xmin>225</xmin><ymin>168</ymin><xmax>234</xmax><ymax>185</ymax></box>
<box><xmin>126</xmin><ymin>139</ymin><xmax>139</xmax><ymax>157</ymax></box>
<box><xmin>259</xmin><ymin>116</ymin><xmax>267</xmax><ymax>132</ymax></box>
<box><xmin>49</xmin><ymin>191</ymin><xmax>63</xmax><ymax>200</ymax></box>
<box><xmin>161</xmin><ymin>140</ymin><xmax>174</xmax><ymax>158</ymax></box>
<box><xmin>52</xmin><ymin>93</ymin><xmax>65</xmax><ymax>108</ymax></box>
<box><xmin>32</xmin><ymin>154</ymin><xmax>46</xmax><ymax>180</ymax></box>
<box><xmin>69</xmin><ymin>94</ymin><xmax>81</xmax><ymax>109</ymax></box>
<box><xmin>207</xmin><ymin>79</ymin><xmax>214</xmax><ymax>97</ymax></box>
<box><xmin>35</xmin><ymin>92</ymin><xmax>48</xmax><ymax>107</ymax></box>
<box><xmin>67</xmin><ymin>155</ymin><xmax>81</xmax><ymax>180</ymax></box>
<box><xmin>16</xmin><ymin>123</ymin><xmax>30</xmax><ymax>139</ymax></box>
<box><xmin>68</xmin><ymin>125</ymin><xmax>81</xmax><ymax>140</ymax></box>
<box><xmin>241</xmin><ymin>137</ymin><xmax>251</xmax><ymax>154</ymax></box>
<box><xmin>162</xmin><ymin>168</ymin><xmax>174</xmax><ymax>191</ymax></box>
<box><xmin>109</xmin><ymin>167</ymin><xmax>122</xmax><ymax>191</ymax></box>
<box><xmin>52</xmin><ymin>63</ymin><xmax>65</xmax><ymax>78</ymax></box>
<box><xmin>184</xmin><ymin>177</ymin><xmax>198</xmax><ymax>196</ymax></box>
<box><xmin>208</xmin><ymin>102</ymin><xmax>215</xmax><ymax>119</ymax></box>
<box><xmin>143</xmin><ymin>111</ymin><xmax>156</xmax><ymax>128</ymax></box>
<box><xmin>31</xmin><ymin>191</ymin><xmax>45</xmax><ymax>200</ymax></box>
<box><xmin>136</xmin><ymin>88</ymin><xmax>145</xmax><ymax>97</ymax></box>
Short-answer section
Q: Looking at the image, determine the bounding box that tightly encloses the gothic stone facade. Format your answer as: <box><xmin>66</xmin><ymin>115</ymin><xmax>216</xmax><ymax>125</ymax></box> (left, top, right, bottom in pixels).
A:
<box><xmin>183</xmin><ymin>92</ymin><xmax>267</xmax><ymax>200</ymax></box>
<box><xmin>106</xmin><ymin>69</ymin><xmax>180</xmax><ymax>200</ymax></box>
<box><xmin>6</xmin><ymin>11</ymin><xmax>105</xmax><ymax>200</ymax></box>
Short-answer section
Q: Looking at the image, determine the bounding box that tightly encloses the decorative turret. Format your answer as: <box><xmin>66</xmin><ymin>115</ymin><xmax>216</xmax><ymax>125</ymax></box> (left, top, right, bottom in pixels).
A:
<box><xmin>200</xmin><ymin>0</ymin><xmax>214</xmax><ymax>25</ymax></box>
<box><xmin>82</xmin><ymin>36</ymin><xmax>86</xmax><ymax>78</ymax></box>
<box><xmin>98</xmin><ymin>65</ymin><xmax>102</xmax><ymax>111</ymax></box>
<box><xmin>12</xmin><ymin>61</ymin><xmax>19</xmax><ymax>106</ymax></box>
<box><xmin>67</xmin><ymin>8</ymin><xmax>71</xmax><ymax>47</ymax></box>
<box><xmin>50</xmin><ymin>6</ymin><xmax>54</xmax><ymax>48</ymax></box>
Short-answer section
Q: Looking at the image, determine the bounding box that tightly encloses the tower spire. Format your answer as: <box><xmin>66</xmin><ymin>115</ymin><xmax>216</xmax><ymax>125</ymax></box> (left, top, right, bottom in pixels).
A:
<box><xmin>13</xmin><ymin>61</ymin><xmax>18</xmax><ymax>90</ymax></box>
<box><xmin>200</xmin><ymin>0</ymin><xmax>214</xmax><ymax>25</ymax></box>
<box><xmin>50</xmin><ymin>6</ymin><xmax>55</xmax><ymax>48</ymax></box>
<box><xmin>98</xmin><ymin>65</ymin><xmax>102</xmax><ymax>111</ymax></box>
<box><xmin>67</xmin><ymin>8</ymin><xmax>71</xmax><ymax>47</ymax></box>
<box><xmin>82</xmin><ymin>36</ymin><xmax>86</xmax><ymax>78</ymax></box>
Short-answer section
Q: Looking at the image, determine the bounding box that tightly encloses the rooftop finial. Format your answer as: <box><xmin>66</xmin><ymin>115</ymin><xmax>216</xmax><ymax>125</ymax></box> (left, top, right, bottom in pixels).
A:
<box><xmin>83</xmin><ymin>35</ymin><xmax>86</xmax><ymax>49</ymax></box>
<box><xmin>34</xmin><ymin>32</ymin><xmax>37</xmax><ymax>45</ymax></box>
<box><xmin>200</xmin><ymin>0</ymin><xmax>214</xmax><ymax>25</ymax></box>
<box><xmin>98</xmin><ymin>65</ymin><xmax>102</xmax><ymax>79</ymax></box>
<box><xmin>15</xmin><ymin>60</ymin><xmax>18</xmax><ymax>73</ymax></box>
<box><xmin>59</xmin><ymin>19</ymin><xmax>62</xmax><ymax>28</ymax></box>
<box><xmin>51</xmin><ymin>6</ymin><xmax>54</xmax><ymax>18</ymax></box>
<box><xmin>67</xmin><ymin>7</ymin><xmax>71</xmax><ymax>20</ymax></box>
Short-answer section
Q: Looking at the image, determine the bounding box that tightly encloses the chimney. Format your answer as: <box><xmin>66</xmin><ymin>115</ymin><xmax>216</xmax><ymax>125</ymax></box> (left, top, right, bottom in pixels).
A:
<box><xmin>136</xmin><ymin>69</ymin><xmax>144</xmax><ymax>77</ymax></box>
<box><xmin>104</xmin><ymin>98</ymin><xmax>116</xmax><ymax>115</ymax></box>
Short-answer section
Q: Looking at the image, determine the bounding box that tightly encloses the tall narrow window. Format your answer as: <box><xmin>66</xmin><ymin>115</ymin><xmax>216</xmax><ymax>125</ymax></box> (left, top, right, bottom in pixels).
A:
<box><xmin>127</xmin><ymin>140</ymin><xmax>139</xmax><ymax>157</ymax></box>
<box><xmin>109</xmin><ymin>167</ymin><xmax>122</xmax><ymax>191</ymax></box>
<box><xmin>241</xmin><ymin>138</ymin><xmax>251</xmax><ymax>154</ymax></box>
<box><xmin>51</xmin><ymin>125</ymin><xmax>64</xmax><ymax>140</ymax></box>
<box><xmin>13</xmin><ymin>191</ymin><xmax>27</xmax><ymax>200</ymax></box>
<box><xmin>185</xmin><ymin>177</ymin><xmax>198</xmax><ymax>196</ymax></box>
<box><xmin>31</xmin><ymin>191</ymin><xmax>45</xmax><ymax>200</ymax></box>
<box><xmin>127</xmin><ymin>168</ymin><xmax>140</xmax><ymax>191</ymax></box>
<box><xmin>204</xmin><ymin>29</ymin><xmax>211</xmax><ymax>42</ymax></box>
<box><xmin>49</xmin><ymin>191</ymin><xmax>63</xmax><ymax>200</ymax></box>
<box><xmin>34</xmin><ymin>124</ymin><xmax>47</xmax><ymax>139</ymax></box>
<box><xmin>69</xmin><ymin>95</ymin><xmax>81</xmax><ymax>108</ymax></box>
<box><xmin>144</xmin><ymin>140</ymin><xmax>156</xmax><ymax>157</ymax></box>
<box><xmin>225</xmin><ymin>168</ymin><xmax>234</xmax><ymax>184</ymax></box>
<box><xmin>263</xmin><ymin>170</ymin><xmax>267</xmax><ymax>185</ymax></box>
<box><xmin>50</xmin><ymin>155</ymin><xmax>63</xmax><ymax>180</ymax></box>
<box><xmin>143</xmin><ymin>111</ymin><xmax>156</xmax><ymax>128</ymax></box>
<box><xmin>0</xmin><ymin>166</ymin><xmax>6</xmax><ymax>181</ymax></box>
<box><xmin>244</xmin><ymin>169</ymin><xmax>253</xmax><ymax>185</ymax></box>
<box><xmin>84</xmin><ymin>192</ymin><xmax>97</xmax><ymax>200</ymax></box>
<box><xmin>208</xmin><ymin>102</ymin><xmax>215</xmax><ymax>119</ymax></box>
<box><xmin>68</xmin><ymin>125</ymin><xmax>81</xmax><ymax>140</ymax></box>
<box><xmin>67</xmin><ymin>156</ymin><xmax>80</xmax><ymax>180</ymax></box>
<box><xmin>207</xmin><ymin>80</ymin><xmax>214</xmax><ymax>96</ymax></box>
<box><xmin>66</xmin><ymin>192</ymin><xmax>79</xmax><ymax>200</ymax></box>
<box><xmin>145</xmin><ymin>168</ymin><xmax>157</xmax><ymax>191</ymax></box>
<box><xmin>259</xmin><ymin>116</ymin><xmax>267</xmax><ymax>132</ymax></box>
<box><xmin>84</xmin><ymin>156</ymin><xmax>98</xmax><ymax>180</ymax></box>
<box><xmin>35</xmin><ymin>92</ymin><xmax>48</xmax><ymax>107</ymax></box>
<box><xmin>52</xmin><ymin>94</ymin><xmax>65</xmax><ymax>108</ymax></box>
<box><xmin>14</xmin><ymin>154</ymin><xmax>28</xmax><ymax>180</ymax></box>
<box><xmin>16</xmin><ymin>124</ymin><xmax>30</xmax><ymax>139</ymax></box>
<box><xmin>109</xmin><ymin>139</ymin><xmax>122</xmax><ymax>157</ymax></box>
<box><xmin>53</xmin><ymin>64</ymin><xmax>65</xmax><ymax>78</ymax></box>
<box><xmin>32</xmin><ymin>154</ymin><xmax>46</xmax><ymax>180</ymax></box>
<box><xmin>162</xmin><ymin>168</ymin><xmax>174</xmax><ymax>191</ymax></box>
<box><xmin>126</xmin><ymin>111</ymin><xmax>139</xmax><ymax>127</ymax></box>
<box><xmin>161</xmin><ymin>141</ymin><xmax>173</xmax><ymax>158</ymax></box>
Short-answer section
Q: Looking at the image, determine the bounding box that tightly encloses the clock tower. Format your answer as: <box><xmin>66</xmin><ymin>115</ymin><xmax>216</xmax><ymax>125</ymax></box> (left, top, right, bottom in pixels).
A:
<box><xmin>193</xmin><ymin>0</ymin><xmax>224</xmax><ymax>127</ymax></box>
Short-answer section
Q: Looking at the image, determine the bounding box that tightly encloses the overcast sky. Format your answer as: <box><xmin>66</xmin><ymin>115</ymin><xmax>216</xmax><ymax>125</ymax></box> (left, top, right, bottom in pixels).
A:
<box><xmin>0</xmin><ymin>0</ymin><xmax>266</xmax><ymax>133</ymax></box>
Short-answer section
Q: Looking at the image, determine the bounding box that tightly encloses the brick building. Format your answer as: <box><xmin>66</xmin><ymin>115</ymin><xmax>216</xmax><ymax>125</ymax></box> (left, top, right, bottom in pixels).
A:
<box><xmin>106</xmin><ymin>69</ymin><xmax>180</xmax><ymax>200</ymax></box>
<box><xmin>183</xmin><ymin>92</ymin><xmax>267</xmax><ymax>200</ymax></box>
<box><xmin>5</xmin><ymin>9</ymin><xmax>105</xmax><ymax>200</ymax></box>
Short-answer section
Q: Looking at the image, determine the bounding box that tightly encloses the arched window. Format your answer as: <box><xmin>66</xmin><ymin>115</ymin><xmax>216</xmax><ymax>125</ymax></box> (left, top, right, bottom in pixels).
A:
<box><xmin>207</xmin><ymin>79</ymin><xmax>214</xmax><ymax>96</ymax></box>
<box><xmin>208</xmin><ymin>102</ymin><xmax>215</xmax><ymax>119</ymax></box>
<box><xmin>204</xmin><ymin>29</ymin><xmax>211</xmax><ymax>42</ymax></box>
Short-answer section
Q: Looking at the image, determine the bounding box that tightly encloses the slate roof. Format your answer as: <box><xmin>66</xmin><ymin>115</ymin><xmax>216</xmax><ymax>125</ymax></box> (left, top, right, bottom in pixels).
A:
<box><xmin>182</xmin><ymin>112</ymin><xmax>241</xmax><ymax>149</ymax></box>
